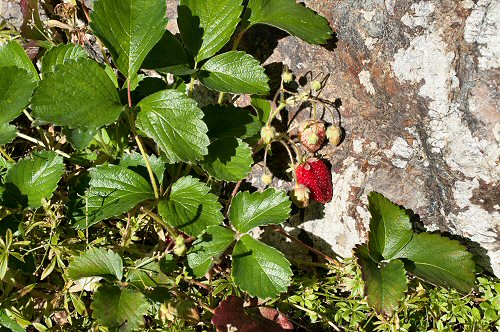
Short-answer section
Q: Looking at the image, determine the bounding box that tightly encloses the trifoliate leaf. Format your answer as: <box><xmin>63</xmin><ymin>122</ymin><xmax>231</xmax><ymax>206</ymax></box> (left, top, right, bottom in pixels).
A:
<box><xmin>187</xmin><ymin>225</ymin><xmax>235</xmax><ymax>277</ymax></box>
<box><xmin>73</xmin><ymin>165</ymin><xmax>155</xmax><ymax>229</ymax></box>
<box><xmin>393</xmin><ymin>233</ymin><xmax>475</xmax><ymax>293</ymax></box>
<box><xmin>41</xmin><ymin>43</ymin><xmax>88</xmax><ymax>74</ymax></box>
<box><xmin>67</xmin><ymin>247</ymin><xmax>123</xmax><ymax>281</ymax></box>
<box><xmin>367</xmin><ymin>192</ymin><xmax>413</xmax><ymax>261</ymax></box>
<box><xmin>0</xmin><ymin>66</ymin><xmax>36</xmax><ymax>124</ymax></box>
<box><xmin>31</xmin><ymin>59</ymin><xmax>124</xmax><ymax>129</ymax></box>
<box><xmin>203</xmin><ymin>104</ymin><xmax>262</xmax><ymax>140</ymax></box>
<box><xmin>199</xmin><ymin>51</ymin><xmax>269</xmax><ymax>94</ymax></box>
<box><xmin>91</xmin><ymin>285</ymin><xmax>149</xmax><ymax>332</ymax></box>
<box><xmin>158</xmin><ymin>176</ymin><xmax>223</xmax><ymax>236</ymax></box>
<box><xmin>230</xmin><ymin>189</ymin><xmax>291</xmax><ymax>233</ymax></box>
<box><xmin>142</xmin><ymin>30</ymin><xmax>194</xmax><ymax>75</ymax></box>
<box><xmin>246</xmin><ymin>0</ymin><xmax>333</xmax><ymax>45</ymax></box>
<box><xmin>90</xmin><ymin>0</ymin><xmax>168</xmax><ymax>78</ymax></box>
<box><xmin>119</xmin><ymin>151</ymin><xmax>165</xmax><ymax>185</ymax></box>
<box><xmin>0</xmin><ymin>124</ymin><xmax>17</xmax><ymax>146</ymax></box>
<box><xmin>3</xmin><ymin>151</ymin><xmax>64</xmax><ymax>208</ymax></box>
<box><xmin>178</xmin><ymin>0</ymin><xmax>243</xmax><ymax>62</ymax></box>
<box><xmin>0</xmin><ymin>41</ymin><xmax>39</xmax><ymax>80</ymax></box>
<box><xmin>200</xmin><ymin>138</ymin><xmax>253</xmax><ymax>182</ymax></box>
<box><xmin>136</xmin><ymin>90</ymin><xmax>209</xmax><ymax>164</ymax></box>
<box><xmin>232</xmin><ymin>234</ymin><xmax>292</xmax><ymax>299</ymax></box>
<box><xmin>355</xmin><ymin>244</ymin><xmax>408</xmax><ymax>316</ymax></box>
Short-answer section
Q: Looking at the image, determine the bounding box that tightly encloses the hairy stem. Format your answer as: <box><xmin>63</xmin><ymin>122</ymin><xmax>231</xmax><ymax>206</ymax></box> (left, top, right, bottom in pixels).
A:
<box><xmin>16</xmin><ymin>132</ymin><xmax>71</xmax><ymax>159</ymax></box>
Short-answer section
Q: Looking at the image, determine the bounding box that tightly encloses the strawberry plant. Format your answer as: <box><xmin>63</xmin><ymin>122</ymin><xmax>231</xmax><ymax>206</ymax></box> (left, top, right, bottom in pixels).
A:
<box><xmin>0</xmin><ymin>0</ymin><xmax>490</xmax><ymax>331</ymax></box>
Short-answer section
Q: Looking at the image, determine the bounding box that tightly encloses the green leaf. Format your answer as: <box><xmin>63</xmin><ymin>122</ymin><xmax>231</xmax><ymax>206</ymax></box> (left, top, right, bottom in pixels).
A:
<box><xmin>0</xmin><ymin>41</ymin><xmax>39</xmax><ymax>80</ymax></box>
<box><xmin>126</xmin><ymin>256</ymin><xmax>175</xmax><ymax>289</ymax></box>
<box><xmin>119</xmin><ymin>151</ymin><xmax>165</xmax><ymax>185</ymax></box>
<box><xmin>203</xmin><ymin>104</ymin><xmax>262</xmax><ymax>140</ymax></box>
<box><xmin>0</xmin><ymin>309</ymin><xmax>24</xmax><ymax>332</ymax></box>
<box><xmin>73</xmin><ymin>165</ymin><xmax>154</xmax><ymax>229</ymax></box>
<box><xmin>367</xmin><ymin>192</ymin><xmax>413</xmax><ymax>260</ymax></box>
<box><xmin>0</xmin><ymin>66</ymin><xmax>37</xmax><ymax>124</ymax></box>
<box><xmin>31</xmin><ymin>59</ymin><xmax>124</xmax><ymax>129</ymax></box>
<box><xmin>158</xmin><ymin>176</ymin><xmax>223</xmax><ymax>236</ymax></box>
<box><xmin>90</xmin><ymin>0</ymin><xmax>168</xmax><ymax>77</ymax></box>
<box><xmin>355</xmin><ymin>244</ymin><xmax>408</xmax><ymax>316</ymax></box>
<box><xmin>0</xmin><ymin>254</ymin><xmax>7</xmax><ymax>280</ymax></box>
<box><xmin>136</xmin><ymin>90</ymin><xmax>209</xmax><ymax>164</ymax></box>
<box><xmin>67</xmin><ymin>247</ymin><xmax>123</xmax><ymax>281</ymax></box>
<box><xmin>246</xmin><ymin>0</ymin><xmax>333</xmax><ymax>45</ymax></box>
<box><xmin>41</xmin><ymin>43</ymin><xmax>88</xmax><ymax>74</ymax></box>
<box><xmin>91</xmin><ymin>285</ymin><xmax>149</xmax><ymax>332</ymax></box>
<box><xmin>142</xmin><ymin>30</ymin><xmax>194</xmax><ymax>75</ymax></box>
<box><xmin>178</xmin><ymin>0</ymin><xmax>243</xmax><ymax>62</ymax></box>
<box><xmin>187</xmin><ymin>225</ymin><xmax>235</xmax><ymax>277</ymax></box>
<box><xmin>64</xmin><ymin>127</ymin><xmax>98</xmax><ymax>150</ymax></box>
<box><xmin>393</xmin><ymin>233</ymin><xmax>476</xmax><ymax>293</ymax></box>
<box><xmin>231</xmin><ymin>234</ymin><xmax>292</xmax><ymax>299</ymax></box>
<box><xmin>3</xmin><ymin>151</ymin><xmax>64</xmax><ymax>208</ymax></box>
<box><xmin>230</xmin><ymin>189</ymin><xmax>291</xmax><ymax>233</ymax></box>
<box><xmin>0</xmin><ymin>124</ymin><xmax>17</xmax><ymax>146</ymax></box>
<box><xmin>251</xmin><ymin>96</ymin><xmax>272</xmax><ymax>123</ymax></box>
<box><xmin>201</xmin><ymin>138</ymin><xmax>253</xmax><ymax>182</ymax></box>
<box><xmin>199</xmin><ymin>51</ymin><xmax>269</xmax><ymax>94</ymax></box>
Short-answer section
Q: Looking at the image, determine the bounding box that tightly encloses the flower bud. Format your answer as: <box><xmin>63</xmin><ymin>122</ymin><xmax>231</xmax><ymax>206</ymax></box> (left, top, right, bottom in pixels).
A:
<box><xmin>173</xmin><ymin>235</ymin><xmax>187</xmax><ymax>256</ymax></box>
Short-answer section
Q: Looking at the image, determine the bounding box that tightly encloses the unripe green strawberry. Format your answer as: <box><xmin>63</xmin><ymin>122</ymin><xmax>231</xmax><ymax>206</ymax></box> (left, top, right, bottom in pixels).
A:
<box><xmin>295</xmin><ymin>158</ymin><xmax>332</xmax><ymax>204</ymax></box>
<box><xmin>291</xmin><ymin>184</ymin><xmax>310</xmax><ymax>208</ymax></box>
<box><xmin>174</xmin><ymin>235</ymin><xmax>186</xmax><ymax>256</ymax></box>
<box><xmin>261</xmin><ymin>173</ymin><xmax>273</xmax><ymax>185</ymax></box>
<box><xmin>260</xmin><ymin>125</ymin><xmax>276</xmax><ymax>144</ymax></box>
<box><xmin>298</xmin><ymin>120</ymin><xmax>326</xmax><ymax>152</ymax></box>
<box><xmin>282</xmin><ymin>71</ymin><xmax>293</xmax><ymax>83</ymax></box>
<box><xmin>326</xmin><ymin>125</ymin><xmax>342</xmax><ymax>146</ymax></box>
<box><xmin>311</xmin><ymin>80</ymin><xmax>322</xmax><ymax>91</ymax></box>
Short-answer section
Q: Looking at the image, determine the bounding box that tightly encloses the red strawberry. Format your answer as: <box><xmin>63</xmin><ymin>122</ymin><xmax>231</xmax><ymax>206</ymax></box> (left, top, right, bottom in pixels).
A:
<box><xmin>298</xmin><ymin>120</ymin><xmax>326</xmax><ymax>153</ymax></box>
<box><xmin>295</xmin><ymin>158</ymin><xmax>332</xmax><ymax>204</ymax></box>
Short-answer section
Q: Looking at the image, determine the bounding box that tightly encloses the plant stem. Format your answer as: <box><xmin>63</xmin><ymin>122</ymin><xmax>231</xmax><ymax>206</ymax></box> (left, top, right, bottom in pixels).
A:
<box><xmin>271</xmin><ymin>225</ymin><xmax>341</xmax><ymax>266</ymax></box>
<box><xmin>142</xmin><ymin>207</ymin><xmax>178</xmax><ymax>238</ymax></box>
<box><xmin>16</xmin><ymin>133</ymin><xmax>71</xmax><ymax>158</ymax></box>
<box><xmin>127</xmin><ymin>79</ymin><xmax>160</xmax><ymax>199</ymax></box>
<box><xmin>0</xmin><ymin>147</ymin><xmax>14</xmax><ymax>162</ymax></box>
<box><xmin>266</xmin><ymin>102</ymin><xmax>286</xmax><ymax>127</ymax></box>
<box><xmin>286</xmin><ymin>302</ymin><xmax>340</xmax><ymax>331</ymax></box>
<box><xmin>224</xmin><ymin>180</ymin><xmax>242</xmax><ymax>217</ymax></box>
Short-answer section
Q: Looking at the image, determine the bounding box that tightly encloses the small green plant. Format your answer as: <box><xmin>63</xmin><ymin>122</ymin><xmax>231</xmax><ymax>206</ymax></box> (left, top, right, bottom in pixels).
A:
<box><xmin>0</xmin><ymin>0</ymin><xmax>494</xmax><ymax>331</ymax></box>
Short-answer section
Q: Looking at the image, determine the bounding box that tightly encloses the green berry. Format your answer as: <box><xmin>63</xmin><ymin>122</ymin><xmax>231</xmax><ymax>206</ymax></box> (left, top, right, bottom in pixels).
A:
<box><xmin>260</xmin><ymin>126</ymin><xmax>277</xmax><ymax>144</ymax></box>
<box><xmin>326</xmin><ymin>126</ymin><xmax>342</xmax><ymax>146</ymax></box>
<box><xmin>311</xmin><ymin>80</ymin><xmax>322</xmax><ymax>91</ymax></box>
<box><xmin>282</xmin><ymin>71</ymin><xmax>293</xmax><ymax>83</ymax></box>
<box><xmin>261</xmin><ymin>173</ymin><xmax>273</xmax><ymax>185</ymax></box>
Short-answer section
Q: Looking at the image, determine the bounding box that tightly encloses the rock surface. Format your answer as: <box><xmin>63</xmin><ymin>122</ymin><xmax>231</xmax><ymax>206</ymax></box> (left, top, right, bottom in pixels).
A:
<box><xmin>1</xmin><ymin>0</ymin><xmax>498</xmax><ymax>275</ymax></box>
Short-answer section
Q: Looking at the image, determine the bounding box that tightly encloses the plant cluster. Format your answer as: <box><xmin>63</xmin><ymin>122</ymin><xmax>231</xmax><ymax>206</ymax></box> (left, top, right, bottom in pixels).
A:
<box><xmin>0</xmin><ymin>0</ymin><xmax>497</xmax><ymax>331</ymax></box>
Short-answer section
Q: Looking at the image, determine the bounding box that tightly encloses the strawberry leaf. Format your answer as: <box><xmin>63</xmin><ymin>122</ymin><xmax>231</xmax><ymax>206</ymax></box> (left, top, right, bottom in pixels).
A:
<box><xmin>187</xmin><ymin>225</ymin><xmax>235</xmax><ymax>278</ymax></box>
<box><xmin>158</xmin><ymin>176</ymin><xmax>223</xmax><ymax>236</ymax></box>
<box><xmin>0</xmin><ymin>124</ymin><xmax>17</xmax><ymax>146</ymax></box>
<box><xmin>142</xmin><ymin>30</ymin><xmax>193</xmax><ymax>75</ymax></box>
<box><xmin>2</xmin><ymin>151</ymin><xmax>64</xmax><ymax>209</ymax></box>
<box><xmin>246</xmin><ymin>0</ymin><xmax>333</xmax><ymax>45</ymax></box>
<box><xmin>0</xmin><ymin>41</ymin><xmax>39</xmax><ymax>80</ymax></box>
<box><xmin>393</xmin><ymin>233</ymin><xmax>475</xmax><ymax>293</ymax></box>
<box><xmin>232</xmin><ymin>234</ymin><xmax>292</xmax><ymax>299</ymax></box>
<box><xmin>199</xmin><ymin>51</ymin><xmax>269</xmax><ymax>94</ymax></box>
<box><xmin>355</xmin><ymin>244</ymin><xmax>408</xmax><ymax>316</ymax></box>
<box><xmin>119</xmin><ymin>151</ymin><xmax>165</xmax><ymax>185</ymax></box>
<box><xmin>0</xmin><ymin>309</ymin><xmax>24</xmax><ymax>332</ymax></box>
<box><xmin>178</xmin><ymin>0</ymin><xmax>243</xmax><ymax>62</ymax></box>
<box><xmin>230</xmin><ymin>189</ymin><xmax>291</xmax><ymax>233</ymax></box>
<box><xmin>91</xmin><ymin>285</ymin><xmax>149</xmax><ymax>332</ymax></box>
<box><xmin>367</xmin><ymin>192</ymin><xmax>413</xmax><ymax>260</ymax></box>
<box><xmin>67</xmin><ymin>247</ymin><xmax>123</xmax><ymax>281</ymax></box>
<box><xmin>200</xmin><ymin>138</ymin><xmax>253</xmax><ymax>182</ymax></box>
<box><xmin>72</xmin><ymin>165</ymin><xmax>155</xmax><ymax>229</ymax></box>
<box><xmin>31</xmin><ymin>59</ymin><xmax>124</xmax><ymax>129</ymax></box>
<box><xmin>41</xmin><ymin>43</ymin><xmax>88</xmax><ymax>74</ymax></box>
<box><xmin>90</xmin><ymin>0</ymin><xmax>167</xmax><ymax>78</ymax></box>
<box><xmin>202</xmin><ymin>104</ymin><xmax>262</xmax><ymax>140</ymax></box>
<box><xmin>0</xmin><ymin>66</ymin><xmax>36</xmax><ymax>124</ymax></box>
<box><xmin>136</xmin><ymin>90</ymin><xmax>209</xmax><ymax>164</ymax></box>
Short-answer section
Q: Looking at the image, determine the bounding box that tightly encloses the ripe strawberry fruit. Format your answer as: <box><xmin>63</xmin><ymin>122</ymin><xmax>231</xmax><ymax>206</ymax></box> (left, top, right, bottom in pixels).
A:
<box><xmin>295</xmin><ymin>158</ymin><xmax>332</xmax><ymax>204</ymax></box>
<box><xmin>298</xmin><ymin>120</ymin><xmax>326</xmax><ymax>153</ymax></box>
